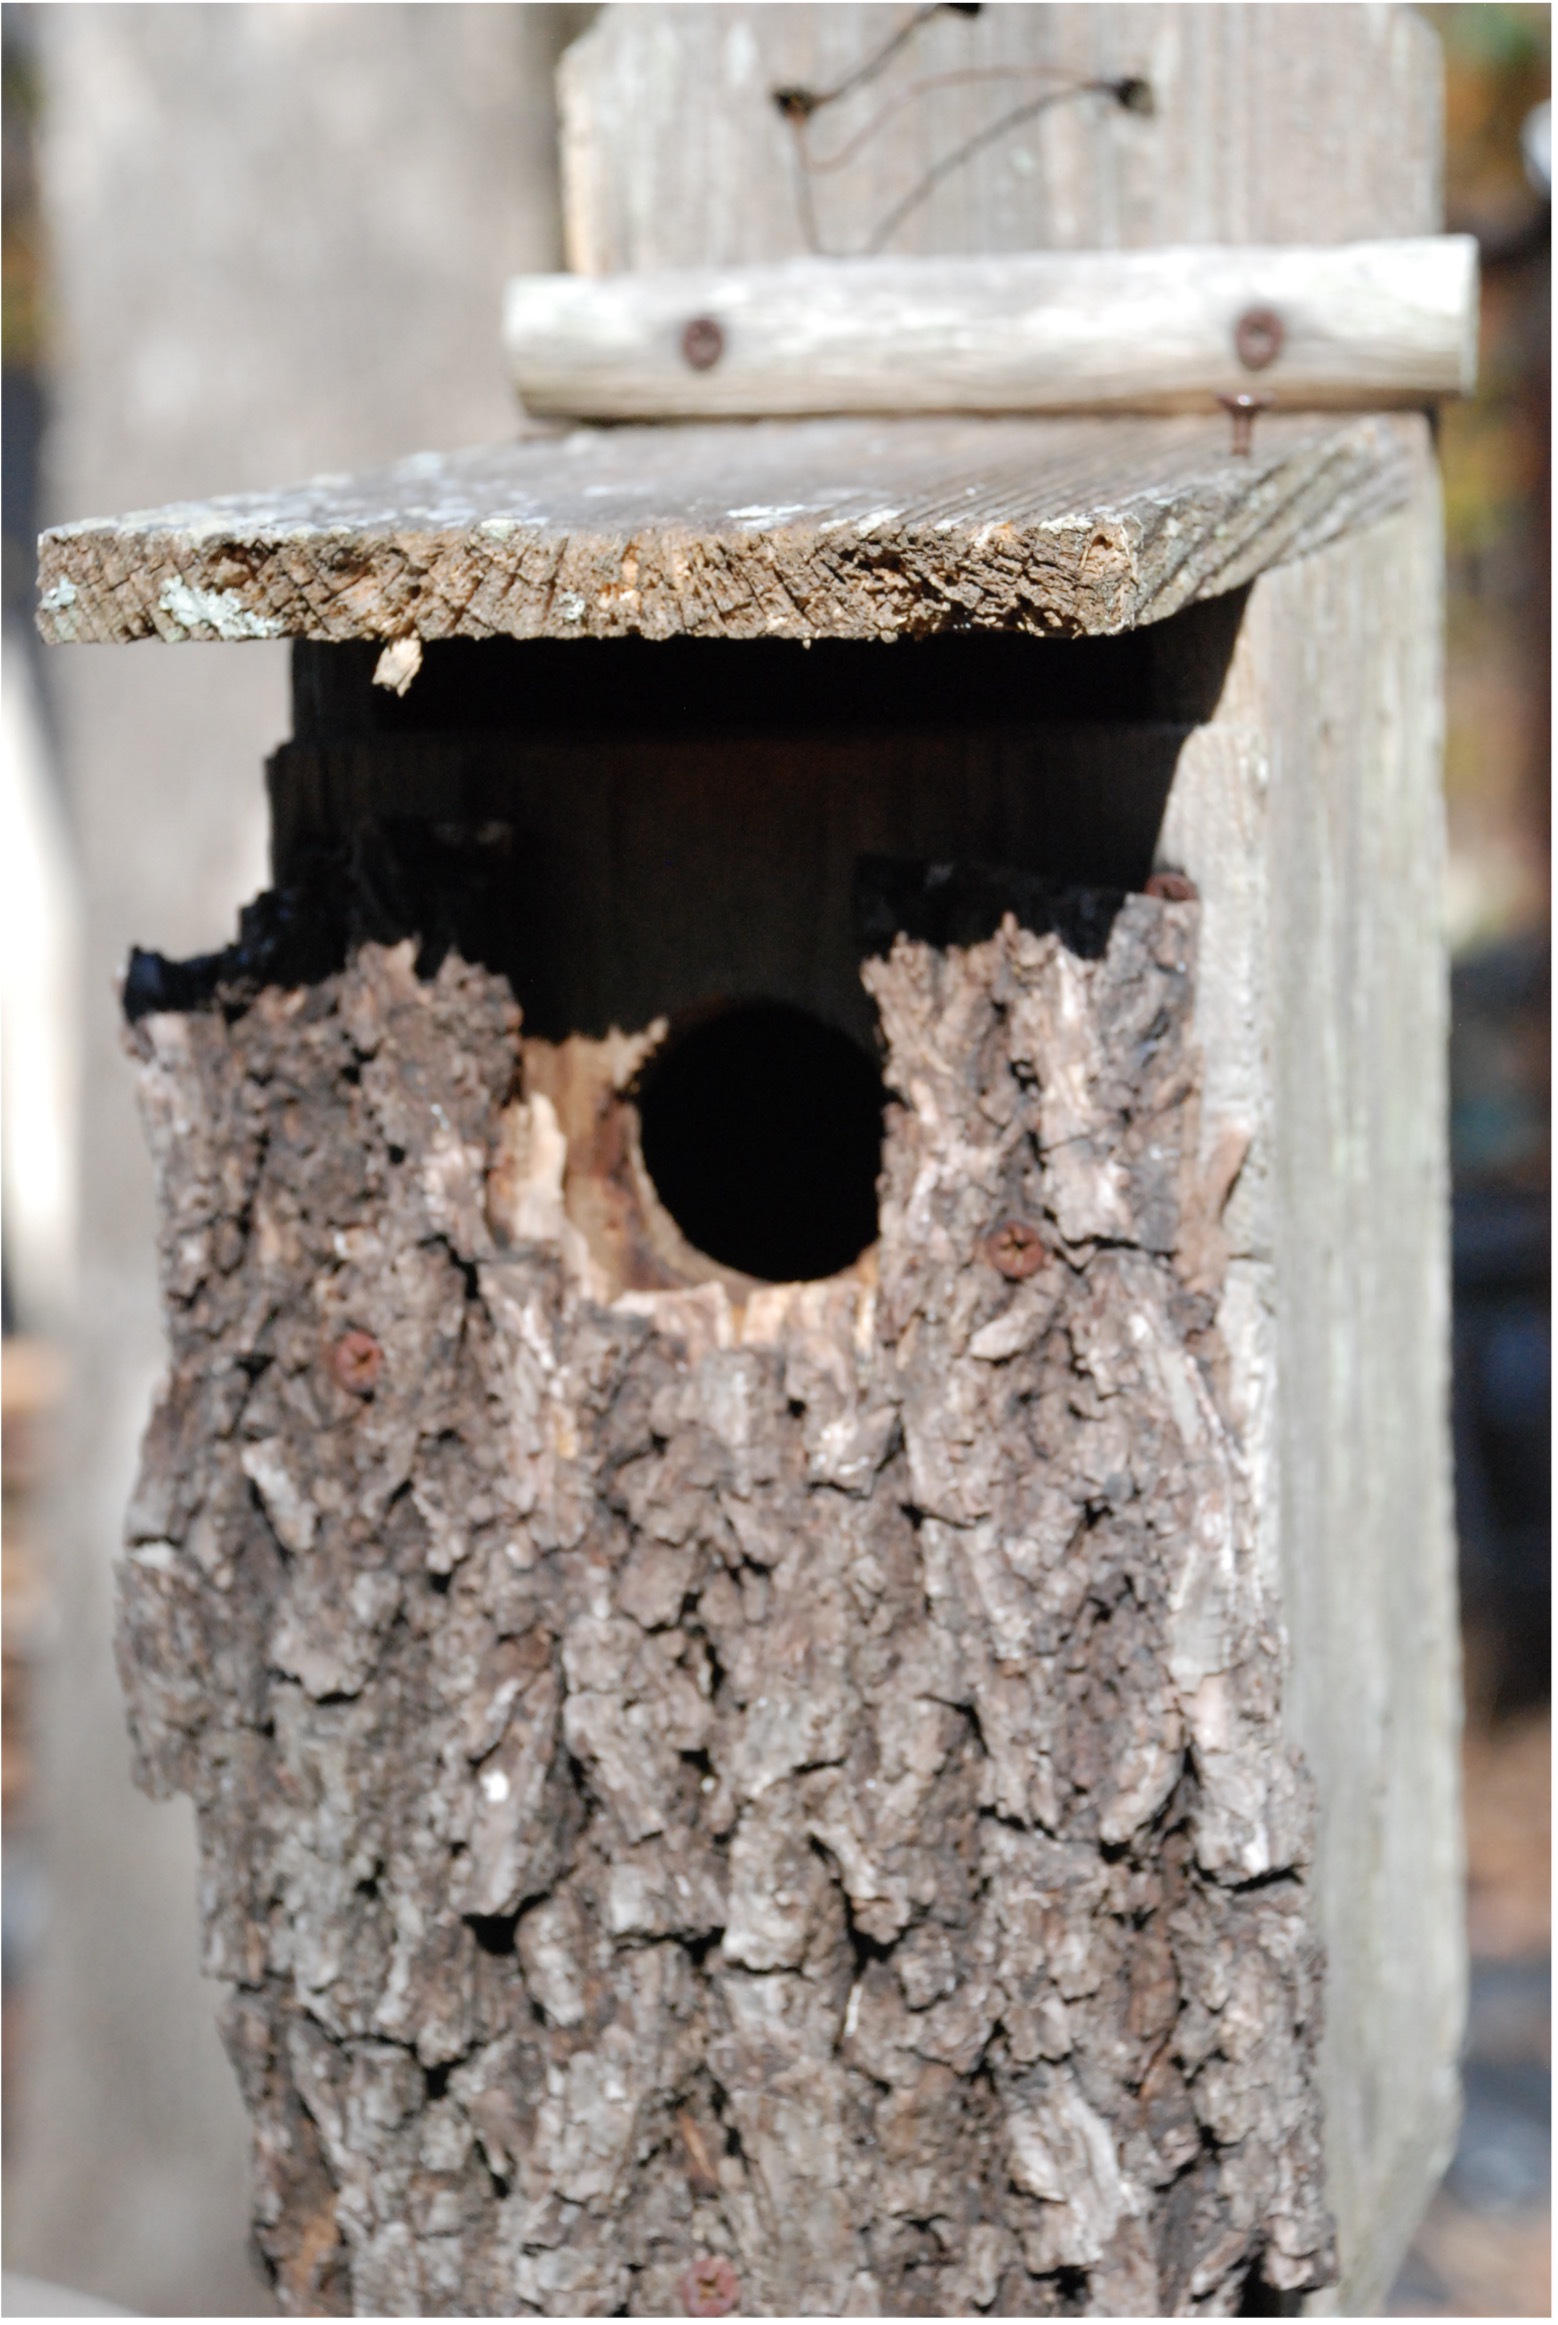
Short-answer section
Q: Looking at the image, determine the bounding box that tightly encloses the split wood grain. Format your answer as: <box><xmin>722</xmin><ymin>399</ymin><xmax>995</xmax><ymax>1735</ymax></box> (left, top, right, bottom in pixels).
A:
<box><xmin>504</xmin><ymin>240</ymin><xmax>1478</xmax><ymax>422</ymax></box>
<box><xmin>37</xmin><ymin>411</ymin><xmax>1415</xmax><ymax>649</ymax></box>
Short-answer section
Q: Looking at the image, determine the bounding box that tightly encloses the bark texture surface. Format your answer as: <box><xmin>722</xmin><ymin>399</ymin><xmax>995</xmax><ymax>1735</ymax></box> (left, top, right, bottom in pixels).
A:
<box><xmin>118</xmin><ymin>888</ymin><xmax>1333</xmax><ymax>2316</ymax></box>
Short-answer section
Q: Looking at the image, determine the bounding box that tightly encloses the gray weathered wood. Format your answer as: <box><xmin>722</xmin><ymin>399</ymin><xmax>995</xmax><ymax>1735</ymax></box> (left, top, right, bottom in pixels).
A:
<box><xmin>37</xmin><ymin>411</ymin><xmax>1416</xmax><ymax>648</ymax></box>
<box><xmin>559</xmin><ymin>4</ymin><xmax>1442</xmax><ymax>272</ymax></box>
<box><xmin>504</xmin><ymin>240</ymin><xmax>1478</xmax><ymax>420</ymax></box>
<box><xmin>1148</xmin><ymin>420</ymin><xmax>1460</xmax><ymax>2317</ymax></box>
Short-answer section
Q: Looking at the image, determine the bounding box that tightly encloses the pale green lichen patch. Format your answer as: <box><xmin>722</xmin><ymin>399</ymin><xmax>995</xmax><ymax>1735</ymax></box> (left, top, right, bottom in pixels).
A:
<box><xmin>156</xmin><ymin>576</ymin><xmax>285</xmax><ymax>641</ymax></box>
<box><xmin>38</xmin><ymin>577</ymin><xmax>79</xmax><ymax>639</ymax></box>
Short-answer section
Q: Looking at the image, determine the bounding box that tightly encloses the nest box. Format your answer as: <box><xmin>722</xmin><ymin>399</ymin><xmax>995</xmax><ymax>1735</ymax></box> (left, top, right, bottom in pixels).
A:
<box><xmin>38</xmin><ymin>7</ymin><xmax>1469</xmax><ymax>2316</ymax></box>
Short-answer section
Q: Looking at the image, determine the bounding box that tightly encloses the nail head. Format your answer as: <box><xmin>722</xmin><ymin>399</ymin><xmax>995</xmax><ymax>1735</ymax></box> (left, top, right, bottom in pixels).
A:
<box><xmin>983</xmin><ymin>1219</ymin><xmax>1047</xmax><ymax>1281</ymax></box>
<box><xmin>679</xmin><ymin>2253</ymin><xmax>739</xmax><ymax>2317</ymax></box>
<box><xmin>681</xmin><ymin>316</ymin><xmax>725</xmax><ymax>372</ymax></box>
<box><xmin>331</xmin><ymin>1329</ymin><xmax>383</xmax><ymax>1396</ymax></box>
<box><xmin>1234</xmin><ymin>306</ymin><xmax>1285</xmax><ymax>372</ymax></box>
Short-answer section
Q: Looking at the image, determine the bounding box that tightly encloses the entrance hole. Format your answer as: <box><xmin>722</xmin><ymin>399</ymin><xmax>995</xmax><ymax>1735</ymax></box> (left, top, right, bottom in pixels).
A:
<box><xmin>636</xmin><ymin>1001</ymin><xmax>884</xmax><ymax>1284</ymax></box>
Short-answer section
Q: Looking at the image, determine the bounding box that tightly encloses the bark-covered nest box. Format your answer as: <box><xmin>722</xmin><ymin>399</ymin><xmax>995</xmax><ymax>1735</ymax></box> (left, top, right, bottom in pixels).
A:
<box><xmin>41</xmin><ymin>6</ymin><xmax>1467</xmax><ymax>2318</ymax></box>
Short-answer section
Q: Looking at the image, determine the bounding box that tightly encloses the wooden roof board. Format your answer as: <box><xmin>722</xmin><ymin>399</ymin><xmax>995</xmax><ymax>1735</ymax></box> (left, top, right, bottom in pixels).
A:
<box><xmin>37</xmin><ymin>410</ymin><xmax>1415</xmax><ymax>648</ymax></box>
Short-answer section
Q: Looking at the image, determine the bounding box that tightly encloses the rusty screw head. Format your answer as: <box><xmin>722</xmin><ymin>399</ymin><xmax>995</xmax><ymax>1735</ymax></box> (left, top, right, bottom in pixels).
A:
<box><xmin>1145</xmin><ymin>869</ymin><xmax>1199</xmax><ymax>903</ymax></box>
<box><xmin>1217</xmin><ymin>390</ymin><xmax>1272</xmax><ymax>457</ymax></box>
<box><xmin>330</xmin><ymin>1329</ymin><xmax>382</xmax><ymax>1397</ymax></box>
<box><xmin>983</xmin><ymin>1219</ymin><xmax>1047</xmax><ymax>1281</ymax></box>
<box><xmin>1234</xmin><ymin>305</ymin><xmax>1285</xmax><ymax>373</ymax></box>
<box><xmin>678</xmin><ymin>2253</ymin><xmax>739</xmax><ymax>2317</ymax></box>
<box><xmin>681</xmin><ymin>316</ymin><xmax>725</xmax><ymax>372</ymax></box>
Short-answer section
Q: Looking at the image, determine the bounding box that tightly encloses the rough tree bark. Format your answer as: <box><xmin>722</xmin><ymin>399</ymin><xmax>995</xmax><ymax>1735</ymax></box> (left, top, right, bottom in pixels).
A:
<box><xmin>117</xmin><ymin>874</ymin><xmax>1332</xmax><ymax>2316</ymax></box>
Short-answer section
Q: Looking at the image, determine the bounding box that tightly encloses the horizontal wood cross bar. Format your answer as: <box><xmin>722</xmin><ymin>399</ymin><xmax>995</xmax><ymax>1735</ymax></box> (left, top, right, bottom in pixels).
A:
<box><xmin>504</xmin><ymin>239</ymin><xmax>1478</xmax><ymax>421</ymax></box>
<box><xmin>37</xmin><ymin>411</ymin><xmax>1416</xmax><ymax>648</ymax></box>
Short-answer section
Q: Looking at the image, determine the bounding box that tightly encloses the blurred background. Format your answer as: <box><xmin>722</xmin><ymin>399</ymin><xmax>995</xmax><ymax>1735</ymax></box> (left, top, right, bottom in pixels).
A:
<box><xmin>1388</xmin><ymin>8</ymin><xmax>1551</xmax><ymax>2311</ymax></box>
<box><xmin>2</xmin><ymin>7</ymin><xmax>589</xmax><ymax>2310</ymax></box>
<box><xmin>0</xmin><ymin>4</ymin><xmax>1548</xmax><ymax>2315</ymax></box>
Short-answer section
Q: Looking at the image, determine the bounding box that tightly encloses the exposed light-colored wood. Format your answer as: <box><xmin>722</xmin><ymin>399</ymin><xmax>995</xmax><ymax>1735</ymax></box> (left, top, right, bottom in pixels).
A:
<box><xmin>504</xmin><ymin>239</ymin><xmax>1477</xmax><ymax>421</ymax></box>
<box><xmin>37</xmin><ymin>410</ymin><xmax>1415</xmax><ymax>647</ymax></box>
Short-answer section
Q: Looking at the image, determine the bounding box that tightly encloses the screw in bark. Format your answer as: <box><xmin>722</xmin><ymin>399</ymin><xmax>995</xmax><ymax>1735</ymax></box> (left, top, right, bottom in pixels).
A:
<box><xmin>328</xmin><ymin>1328</ymin><xmax>383</xmax><ymax>1396</ymax></box>
<box><xmin>1234</xmin><ymin>305</ymin><xmax>1285</xmax><ymax>371</ymax></box>
<box><xmin>1218</xmin><ymin>390</ymin><xmax>1272</xmax><ymax>457</ymax></box>
<box><xmin>982</xmin><ymin>1216</ymin><xmax>1046</xmax><ymax>1279</ymax></box>
<box><xmin>678</xmin><ymin>2253</ymin><xmax>740</xmax><ymax>2316</ymax></box>
<box><xmin>1145</xmin><ymin>868</ymin><xmax>1200</xmax><ymax>902</ymax></box>
<box><xmin>680</xmin><ymin>316</ymin><xmax>725</xmax><ymax>371</ymax></box>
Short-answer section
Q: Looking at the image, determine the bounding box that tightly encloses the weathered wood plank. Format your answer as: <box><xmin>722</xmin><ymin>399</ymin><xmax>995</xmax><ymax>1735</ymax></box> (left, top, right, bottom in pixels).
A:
<box><xmin>504</xmin><ymin>240</ymin><xmax>1477</xmax><ymax>421</ymax></box>
<box><xmin>37</xmin><ymin>411</ymin><xmax>1416</xmax><ymax>648</ymax></box>
<box><xmin>1150</xmin><ymin>418</ymin><xmax>1460</xmax><ymax>2315</ymax></box>
<box><xmin>560</xmin><ymin>4</ymin><xmax>1442</xmax><ymax>273</ymax></box>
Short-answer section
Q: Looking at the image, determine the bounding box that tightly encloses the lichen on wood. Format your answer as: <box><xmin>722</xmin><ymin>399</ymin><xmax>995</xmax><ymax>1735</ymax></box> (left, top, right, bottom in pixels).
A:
<box><xmin>37</xmin><ymin>411</ymin><xmax>1415</xmax><ymax>649</ymax></box>
<box><xmin>117</xmin><ymin>880</ymin><xmax>1334</xmax><ymax>2315</ymax></box>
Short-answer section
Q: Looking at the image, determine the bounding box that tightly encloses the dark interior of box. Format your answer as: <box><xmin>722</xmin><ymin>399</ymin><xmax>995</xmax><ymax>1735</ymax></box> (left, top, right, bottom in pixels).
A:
<box><xmin>279</xmin><ymin>597</ymin><xmax>1241</xmax><ymax>1031</ymax></box>
<box><xmin>271</xmin><ymin>600</ymin><xmax>1243</xmax><ymax>1279</ymax></box>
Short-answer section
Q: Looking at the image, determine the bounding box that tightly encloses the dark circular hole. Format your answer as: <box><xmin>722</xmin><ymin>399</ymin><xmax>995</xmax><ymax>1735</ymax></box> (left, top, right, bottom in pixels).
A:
<box><xmin>636</xmin><ymin>1001</ymin><xmax>884</xmax><ymax>1284</ymax></box>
